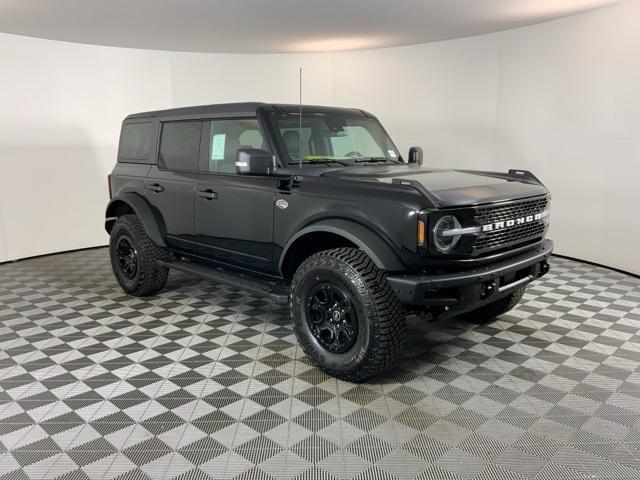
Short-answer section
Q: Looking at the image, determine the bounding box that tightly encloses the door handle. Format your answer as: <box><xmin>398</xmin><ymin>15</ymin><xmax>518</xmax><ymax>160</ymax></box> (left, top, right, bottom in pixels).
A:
<box><xmin>198</xmin><ymin>189</ymin><xmax>218</xmax><ymax>200</ymax></box>
<box><xmin>146</xmin><ymin>183</ymin><xmax>165</xmax><ymax>193</ymax></box>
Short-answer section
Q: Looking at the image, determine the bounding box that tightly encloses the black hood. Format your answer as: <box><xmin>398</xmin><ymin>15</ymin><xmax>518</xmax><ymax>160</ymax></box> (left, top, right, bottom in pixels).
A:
<box><xmin>321</xmin><ymin>165</ymin><xmax>549</xmax><ymax>208</ymax></box>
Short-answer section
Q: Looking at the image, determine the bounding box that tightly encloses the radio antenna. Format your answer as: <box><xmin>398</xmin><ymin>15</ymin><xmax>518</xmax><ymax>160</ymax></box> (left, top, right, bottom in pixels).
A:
<box><xmin>298</xmin><ymin>67</ymin><xmax>302</xmax><ymax>168</ymax></box>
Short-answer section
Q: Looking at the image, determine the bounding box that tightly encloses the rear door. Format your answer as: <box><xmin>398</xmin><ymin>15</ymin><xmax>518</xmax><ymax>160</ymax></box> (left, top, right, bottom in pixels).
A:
<box><xmin>145</xmin><ymin>120</ymin><xmax>202</xmax><ymax>249</ymax></box>
<box><xmin>194</xmin><ymin>118</ymin><xmax>277</xmax><ymax>273</ymax></box>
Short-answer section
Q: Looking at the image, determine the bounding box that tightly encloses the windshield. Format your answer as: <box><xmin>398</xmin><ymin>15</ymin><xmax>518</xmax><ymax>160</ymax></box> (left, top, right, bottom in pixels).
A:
<box><xmin>270</xmin><ymin>112</ymin><xmax>401</xmax><ymax>166</ymax></box>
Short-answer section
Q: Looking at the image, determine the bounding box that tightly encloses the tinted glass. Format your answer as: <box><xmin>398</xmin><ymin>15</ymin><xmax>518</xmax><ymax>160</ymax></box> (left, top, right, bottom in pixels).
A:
<box><xmin>207</xmin><ymin>118</ymin><xmax>264</xmax><ymax>173</ymax></box>
<box><xmin>330</xmin><ymin>125</ymin><xmax>381</xmax><ymax>157</ymax></box>
<box><xmin>159</xmin><ymin>121</ymin><xmax>202</xmax><ymax>171</ymax></box>
<box><xmin>119</xmin><ymin>122</ymin><xmax>153</xmax><ymax>160</ymax></box>
<box><xmin>271</xmin><ymin>113</ymin><xmax>400</xmax><ymax>166</ymax></box>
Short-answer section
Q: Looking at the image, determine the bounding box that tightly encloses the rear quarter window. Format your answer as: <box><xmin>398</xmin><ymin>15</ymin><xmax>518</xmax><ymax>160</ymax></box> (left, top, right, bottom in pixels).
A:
<box><xmin>118</xmin><ymin>122</ymin><xmax>153</xmax><ymax>162</ymax></box>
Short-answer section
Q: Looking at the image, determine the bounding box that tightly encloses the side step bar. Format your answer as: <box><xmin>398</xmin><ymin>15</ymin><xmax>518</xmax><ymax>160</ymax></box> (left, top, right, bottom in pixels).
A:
<box><xmin>159</xmin><ymin>259</ymin><xmax>290</xmax><ymax>305</ymax></box>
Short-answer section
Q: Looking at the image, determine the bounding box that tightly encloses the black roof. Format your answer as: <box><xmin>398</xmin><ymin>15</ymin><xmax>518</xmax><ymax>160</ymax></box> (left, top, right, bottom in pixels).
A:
<box><xmin>125</xmin><ymin>102</ymin><xmax>372</xmax><ymax>120</ymax></box>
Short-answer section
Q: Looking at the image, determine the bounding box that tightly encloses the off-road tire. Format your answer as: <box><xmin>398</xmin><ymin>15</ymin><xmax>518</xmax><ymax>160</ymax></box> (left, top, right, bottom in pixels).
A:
<box><xmin>470</xmin><ymin>286</ymin><xmax>526</xmax><ymax>323</ymax></box>
<box><xmin>290</xmin><ymin>248</ymin><xmax>406</xmax><ymax>382</ymax></box>
<box><xmin>109</xmin><ymin>214</ymin><xmax>169</xmax><ymax>296</ymax></box>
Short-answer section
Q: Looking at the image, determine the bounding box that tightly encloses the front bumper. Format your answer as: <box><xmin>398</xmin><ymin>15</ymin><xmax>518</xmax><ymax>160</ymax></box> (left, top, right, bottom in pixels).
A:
<box><xmin>387</xmin><ymin>240</ymin><xmax>553</xmax><ymax>313</ymax></box>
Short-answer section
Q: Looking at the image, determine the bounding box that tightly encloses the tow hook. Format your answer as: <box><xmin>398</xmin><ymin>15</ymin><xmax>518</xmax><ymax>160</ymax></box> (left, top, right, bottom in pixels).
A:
<box><xmin>481</xmin><ymin>280</ymin><xmax>496</xmax><ymax>300</ymax></box>
<box><xmin>540</xmin><ymin>260</ymin><xmax>550</xmax><ymax>276</ymax></box>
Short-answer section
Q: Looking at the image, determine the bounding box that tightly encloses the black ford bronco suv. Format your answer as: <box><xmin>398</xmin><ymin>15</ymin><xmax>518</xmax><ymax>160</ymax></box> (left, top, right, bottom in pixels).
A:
<box><xmin>106</xmin><ymin>102</ymin><xmax>552</xmax><ymax>381</ymax></box>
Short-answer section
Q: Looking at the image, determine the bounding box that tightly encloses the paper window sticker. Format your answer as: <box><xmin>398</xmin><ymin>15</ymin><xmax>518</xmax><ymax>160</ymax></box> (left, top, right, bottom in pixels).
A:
<box><xmin>211</xmin><ymin>134</ymin><xmax>226</xmax><ymax>160</ymax></box>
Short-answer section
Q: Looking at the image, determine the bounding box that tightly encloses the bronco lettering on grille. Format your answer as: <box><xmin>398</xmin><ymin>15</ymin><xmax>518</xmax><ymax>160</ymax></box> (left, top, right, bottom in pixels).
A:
<box><xmin>482</xmin><ymin>212</ymin><xmax>544</xmax><ymax>232</ymax></box>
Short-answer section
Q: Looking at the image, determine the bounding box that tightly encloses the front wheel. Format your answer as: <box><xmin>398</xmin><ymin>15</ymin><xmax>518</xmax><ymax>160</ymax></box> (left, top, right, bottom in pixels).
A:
<box><xmin>290</xmin><ymin>248</ymin><xmax>406</xmax><ymax>382</ymax></box>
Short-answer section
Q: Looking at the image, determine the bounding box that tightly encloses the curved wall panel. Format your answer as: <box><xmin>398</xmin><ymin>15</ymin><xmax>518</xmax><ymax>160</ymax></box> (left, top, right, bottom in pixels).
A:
<box><xmin>493</xmin><ymin>1</ymin><xmax>640</xmax><ymax>275</ymax></box>
<box><xmin>0</xmin><ymin>201</ymin><xmax>6</xmax><ymax>262</ymax></box>
<box><xmin>331</xmin><ymin>0</ymin><xmax>640</xmax><ymax>274</ymax></box>
<box><xmin>0</xmin><ymin>0</ymin><xmax>638</xmax><ymax>274</ymax></box>
<box><xmin>0</xmin><ymin>34</ymin><xmax>333</xmax><ymax>262</ymax></box>
<box><xmin>0</xmin><ymin>33</ymin><xmax>172</xmax><ymax>261</ymax></box>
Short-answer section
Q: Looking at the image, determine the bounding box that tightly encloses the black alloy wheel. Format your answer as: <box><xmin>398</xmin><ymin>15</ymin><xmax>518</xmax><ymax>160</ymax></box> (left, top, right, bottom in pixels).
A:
<box><xmin>116</xmin><ymin>235</ymin><xmax>138</xmax><ymax>279</ymax></box>
<box><xmin>290</xmin><ymin>248</ymin><xmax>406</xmax><ymax>382</ymax></box>
<box><xmin>306</xmin><ymin>283</ymin><xmax>358</xmax><ymax>354</ymax></box>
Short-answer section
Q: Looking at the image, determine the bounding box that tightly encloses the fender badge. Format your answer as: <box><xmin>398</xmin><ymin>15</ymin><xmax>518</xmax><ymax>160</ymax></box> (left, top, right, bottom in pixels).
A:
<box><xmin>275</xmin><ymin>199</ymin><xmax>288</xmax><ymax>210</ymax></box>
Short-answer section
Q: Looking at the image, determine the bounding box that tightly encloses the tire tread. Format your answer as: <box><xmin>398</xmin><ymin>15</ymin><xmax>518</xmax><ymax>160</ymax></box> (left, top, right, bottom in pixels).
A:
<box><xmin>109</xmin><ymin>214</ymin><xmax>169</xmax><ymax>296</ymax></box>
<box><xmin>291</xmin><ymin>247</ymin><xmax>405</xmax><ymax>382</ymax></box>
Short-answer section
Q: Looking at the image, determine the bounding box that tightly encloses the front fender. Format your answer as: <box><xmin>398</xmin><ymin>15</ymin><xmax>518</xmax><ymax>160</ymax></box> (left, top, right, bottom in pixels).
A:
<box><xmin>279</xmin><ymin>219</ymin><xmax>405</xmax><ymax>274</ymax></box>
<box><xmin>105</xmin><ymin>193</ymin><xmax>166</xmax><ymax>247</ymax></box>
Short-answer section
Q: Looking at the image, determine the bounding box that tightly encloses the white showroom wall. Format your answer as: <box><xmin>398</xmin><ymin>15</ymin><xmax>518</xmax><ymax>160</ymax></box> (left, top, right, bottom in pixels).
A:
<box><xmin>331</xmin><ymin>0</ymin><xmax>640</xmax><ymax>274</ymax></box>
<box><xmin>493</xmin><ymin>1</ymin><xmax>640</xmax><ymax>275</ymax></box>
<box><xmin>168</xmin><ymin>52</ymin><xmax>334</xmax><ymax>107</ymax></box>
<box><xmin>0</xmin><ymin>33</ymin><xmax>172</xmax><ymax>261</ymax></box>
<box><xmin>0</xmin><ymin>201</ymin><xmax>6</xmax><ymax>263</ymax></box>
<box><xmin>0</xmin><ymin>34</ymin><xmax>332</xmax><ymax>262</ymax></box>
<box><xmin>331</xmin><ymin>34</ymin><xmax>499</xmax><ymax>171</ymax></box>
<box><xmin>0</xmin><ymin>0</ymin><xmax>638</xmax><ymax>274</ymax></box>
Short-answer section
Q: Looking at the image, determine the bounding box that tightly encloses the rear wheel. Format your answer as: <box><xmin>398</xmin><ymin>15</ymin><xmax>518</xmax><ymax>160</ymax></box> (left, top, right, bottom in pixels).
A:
<box><xmin>109</xmin><ymin>214</ymin><xmax>169</xmax><ymax>296</ymax></box>
<box><xmin>290</xmin><ymin>248</ymin><xmax>406</xmax><ymax>382</ymax></box>
<box><xmin>469</xmin><ymin>286</ymin><xmax>526</xmax><ymax>323</ymax></box>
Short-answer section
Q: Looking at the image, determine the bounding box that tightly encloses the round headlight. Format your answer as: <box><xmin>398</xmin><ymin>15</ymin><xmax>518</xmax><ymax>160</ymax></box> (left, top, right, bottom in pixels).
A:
<box><xmin>433</xmin><ymin>215</ymin><xmax>462</xmax><ymax>253</ymax></box>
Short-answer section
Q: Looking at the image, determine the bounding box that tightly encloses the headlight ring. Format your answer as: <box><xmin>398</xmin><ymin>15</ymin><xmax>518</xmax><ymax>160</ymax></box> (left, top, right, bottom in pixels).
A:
<box><xmin>433</xmin><ymin>215</ymin><xmax>462</xmax><ymax>253</ymax></box>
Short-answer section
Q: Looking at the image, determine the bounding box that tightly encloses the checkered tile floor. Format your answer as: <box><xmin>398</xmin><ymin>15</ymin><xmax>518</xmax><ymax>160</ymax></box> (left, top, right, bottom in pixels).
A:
<box><xmin>1</xmin><ymin>249</ymin><xmax>640</xmax><ymax>479</ymax></box>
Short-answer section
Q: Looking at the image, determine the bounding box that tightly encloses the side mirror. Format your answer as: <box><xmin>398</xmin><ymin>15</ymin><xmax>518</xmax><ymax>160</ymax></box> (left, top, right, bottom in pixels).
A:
<box><xmin>236</xmin><ymin>148</ymin><xmax>276</xmax><ymax>175</ymax></box>
<box><xmin>408</xmin><ymin>146</ymin><xmax>423</xmax><ymax>166</ymax></box>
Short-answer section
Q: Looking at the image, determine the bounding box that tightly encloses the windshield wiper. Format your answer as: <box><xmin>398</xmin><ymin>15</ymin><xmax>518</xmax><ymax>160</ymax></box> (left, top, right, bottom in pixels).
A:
<box><xmin>354</xmin><ymin>157</ymin><xmax>399</xmax><ymax>164</ymax></box>
<box><xmin>299</xmin><ymin>159</ymin><xmax>351</xmax><ymax>166</ymax></box>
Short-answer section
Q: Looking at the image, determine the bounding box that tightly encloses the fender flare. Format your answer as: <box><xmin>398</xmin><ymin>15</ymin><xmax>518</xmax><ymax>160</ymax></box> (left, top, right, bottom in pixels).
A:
<box><xmin>105</xmin><ymin>193</ymin><xmax>166</xmax><ymax>247</ymax></box>
<box><xmin>279</xmin><ymin>219</ymin><xmax>405</xmax><ymax>274</ymax></box>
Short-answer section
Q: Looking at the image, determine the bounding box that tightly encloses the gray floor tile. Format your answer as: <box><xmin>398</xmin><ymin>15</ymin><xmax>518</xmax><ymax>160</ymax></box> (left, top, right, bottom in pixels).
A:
<box><xmin>0</xmin><ymin>251</ymin><xmax>639</xmax><ymax>479</ymax></box>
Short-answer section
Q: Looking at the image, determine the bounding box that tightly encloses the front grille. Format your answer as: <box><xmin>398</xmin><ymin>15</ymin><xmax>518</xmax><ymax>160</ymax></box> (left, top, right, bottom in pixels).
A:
<box><xmin>472</xmin><ymin>196</ymin><xmax>549</xmax><ymax>254</ymax></box>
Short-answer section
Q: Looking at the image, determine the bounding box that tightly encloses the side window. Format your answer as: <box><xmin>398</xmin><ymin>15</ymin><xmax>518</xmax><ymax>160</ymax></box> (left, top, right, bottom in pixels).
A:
<box><xmin>207</xmin><ymin>118</ymin><xmax>264</xmax><ymax>173</ymax></box>
<box><xmin>159</xmin><ymin>121</ymin><xmax>202</xmax><ymax>171</ymax></box>
<box><xmin>119</xmin><ymin>122</ymin><xmax>153</xmax><ymax>161</ymax></box>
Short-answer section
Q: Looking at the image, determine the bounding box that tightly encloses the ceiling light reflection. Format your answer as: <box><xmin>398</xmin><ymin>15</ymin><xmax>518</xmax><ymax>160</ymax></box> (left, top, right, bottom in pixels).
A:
<box><xmin>290</xmin><ymin>35</ymin><xmax>394</xmax><ymax>53</ymax></box>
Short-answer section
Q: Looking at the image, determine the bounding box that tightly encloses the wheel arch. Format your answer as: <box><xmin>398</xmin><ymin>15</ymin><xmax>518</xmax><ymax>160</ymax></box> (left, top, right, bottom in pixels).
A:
<box><xmin>105</xmin><ymin>193</ymin><xmax>166</xmax><ymax>248</ymax></box>
<box><xmin>279</xmin><ymin>219</ymin><xmax>405</xmax><ymax>279</ymax></box>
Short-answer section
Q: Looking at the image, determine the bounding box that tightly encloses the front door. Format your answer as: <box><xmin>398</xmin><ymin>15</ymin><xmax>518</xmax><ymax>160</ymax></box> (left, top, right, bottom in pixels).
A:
<box><xmin>194</xmin><ymin>118</ymin><xmax>277</xmax><ymax>273</ymax></box>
